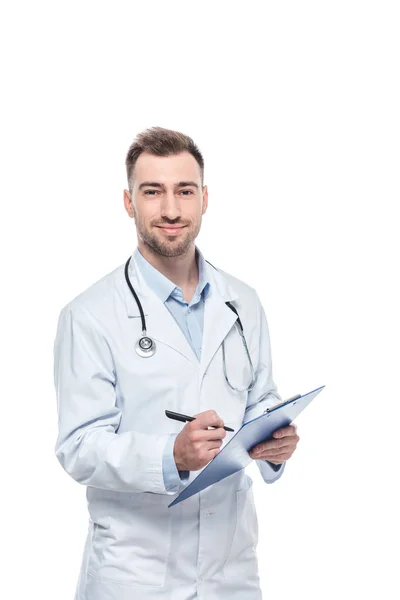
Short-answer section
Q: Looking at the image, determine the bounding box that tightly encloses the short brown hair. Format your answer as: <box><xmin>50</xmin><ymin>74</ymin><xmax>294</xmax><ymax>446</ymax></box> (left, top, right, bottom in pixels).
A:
<box><xmin>125</xmin><ymin>126</ymin><xmax>204</xmax><ymax>191</ymax></box>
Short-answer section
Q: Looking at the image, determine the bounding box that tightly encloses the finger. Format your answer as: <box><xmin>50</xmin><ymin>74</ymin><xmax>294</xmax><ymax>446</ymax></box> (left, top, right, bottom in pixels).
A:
<box><xmin>249</xmin><ymin>449</ymin><xmax>288</xmax><ymax>461</ymax></box>
<box><xmin>252</xmin><ymin>436</ymin><xmax>297</xmax><ymax>453</ymax></box>
<box><xmin>272</xmin><ymin>424</ymin><xmax>298</xmax><ymax>439</ymax></box>
<box><xmin>262</xmin><ymin>447</ymin><xmax>292</xmax><ymax>458</ymax></box>
<box><xmin>202</xmin><ymin>442</ymin><xmax>223</xmax><ymax>462</ymax></box>
<box><xmin>204</xmin><ymin>427</ymin><xmax>226</xmax><ymax>441</ymax></box>
<box><xmin>272</xmin><ymin>425</ymin><xmax>296</xmax><ymax>438</ymax></box>
<box><xmin>250</xmin><ymin>446</ymin><xmax>288</xmax><ymax>459</ymax></box>
<box><xmin>193</xmin><ymin>409</ymin><xmax>225</xmax><ymax>430</ymax></box>
<box><xmin>206</xmin><ymin>439</ymin><xmax>223</xmax><ymax>451</ymax></box>
<box><xmin>252</xmin><ymin>449</ymin><xmax>289</xmax><ymax>461</ymax></box>
<box><xmin>191</xmin><ymin>427</ymin><xmax>226</xmax><ymax>442</ymax></box>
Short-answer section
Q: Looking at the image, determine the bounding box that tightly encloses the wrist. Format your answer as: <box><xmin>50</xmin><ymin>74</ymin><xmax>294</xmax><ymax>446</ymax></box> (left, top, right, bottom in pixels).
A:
<box><xmin>173</xmin><ymin>442</ymin><xmax>185</xmax><ymax>471</ymax></box>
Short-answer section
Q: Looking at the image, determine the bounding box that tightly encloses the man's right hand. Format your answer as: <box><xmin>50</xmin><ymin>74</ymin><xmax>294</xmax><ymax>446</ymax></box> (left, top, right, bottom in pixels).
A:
<box><xmin>173</xmin><ymin>409</ymin><xmax>227</xmax><ymax>471</ymax></box>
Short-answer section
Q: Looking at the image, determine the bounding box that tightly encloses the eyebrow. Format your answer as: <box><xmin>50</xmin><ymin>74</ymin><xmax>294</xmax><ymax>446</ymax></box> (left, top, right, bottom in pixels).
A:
<box><xmin>138</xmin><ymin>181</ymin><xmax>199</xmax><ymax>190</ymax></box>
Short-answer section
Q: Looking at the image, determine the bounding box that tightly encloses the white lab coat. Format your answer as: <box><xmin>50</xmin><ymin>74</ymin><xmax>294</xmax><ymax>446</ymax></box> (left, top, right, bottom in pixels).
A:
<box><xmin>53</xmin><ymin>250</ymin><xmax>285</xmax><ymax>600</ymax></box>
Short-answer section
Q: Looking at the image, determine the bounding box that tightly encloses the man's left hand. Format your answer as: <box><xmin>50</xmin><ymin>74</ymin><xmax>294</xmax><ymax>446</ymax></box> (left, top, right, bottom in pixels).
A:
<box><xmin>248</xmin><ymin>424</ymin><xmax>299</xmax><ymax>464</ymax></box>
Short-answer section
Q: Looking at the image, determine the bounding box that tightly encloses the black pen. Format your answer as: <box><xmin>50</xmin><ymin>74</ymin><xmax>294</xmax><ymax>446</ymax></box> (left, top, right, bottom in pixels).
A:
<box><xmin>165</xmin><ymin>410</ymin><xmax>235</xmax><ymax>432</ymax></box>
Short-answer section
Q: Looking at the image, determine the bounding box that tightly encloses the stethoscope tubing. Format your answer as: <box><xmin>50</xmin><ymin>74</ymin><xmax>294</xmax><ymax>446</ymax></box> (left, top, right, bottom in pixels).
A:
<box><xmin>125</xmin><ymin>256</ymin><xmax>147</xmax><ymax>334</ymax></box>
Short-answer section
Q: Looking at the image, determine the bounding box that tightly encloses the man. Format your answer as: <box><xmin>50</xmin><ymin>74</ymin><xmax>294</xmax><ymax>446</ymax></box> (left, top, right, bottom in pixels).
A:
<box><xmin>53</xmin><ymin>126</ymin><xmax>299</xmax><ymax>600</ymax></box>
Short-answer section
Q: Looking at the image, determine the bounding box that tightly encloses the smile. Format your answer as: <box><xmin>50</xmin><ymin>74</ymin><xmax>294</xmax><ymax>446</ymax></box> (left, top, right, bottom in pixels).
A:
<box><xmin>157</xmin><ymin>226</ymin><xmax>186</xmax><ymax>235</ymax></box>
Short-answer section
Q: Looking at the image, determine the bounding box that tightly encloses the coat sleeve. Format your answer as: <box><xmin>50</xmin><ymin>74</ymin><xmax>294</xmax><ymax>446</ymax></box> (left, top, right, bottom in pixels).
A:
<box><xmin>53</xmin><ymin>302</ymin><xmax>188</xmax><ymax>495</ymax></box>
<box><xmin>243</xmin><ymin>290</ymin><xmax>286</xmax><ymax>483</ymax></box>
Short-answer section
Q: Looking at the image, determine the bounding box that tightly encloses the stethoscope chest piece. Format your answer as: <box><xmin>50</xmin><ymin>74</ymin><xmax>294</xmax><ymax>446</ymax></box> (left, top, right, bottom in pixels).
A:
<box><xmin>135</xmin><ymin>335</ymin><xmax>156</xmax><ymax>358</ymax></box>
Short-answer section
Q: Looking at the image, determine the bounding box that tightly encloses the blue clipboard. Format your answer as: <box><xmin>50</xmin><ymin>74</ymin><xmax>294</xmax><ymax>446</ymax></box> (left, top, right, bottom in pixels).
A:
<box><xmin>168</xmin><ymin>385</ymin><xmax>325</xmax><ymax>507</ymax></box>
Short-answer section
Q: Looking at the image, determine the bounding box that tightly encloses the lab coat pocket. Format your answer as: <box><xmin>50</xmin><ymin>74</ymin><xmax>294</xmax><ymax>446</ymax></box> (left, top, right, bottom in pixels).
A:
<box><xmin>87</xmin><ymin>493</ymin><xmax>172</xmax><ymax>587</ymax></box>
<box><xmin>222</xmin><ymin>476</ymin><xmax>259</xmax><ymax>579</ymax></box>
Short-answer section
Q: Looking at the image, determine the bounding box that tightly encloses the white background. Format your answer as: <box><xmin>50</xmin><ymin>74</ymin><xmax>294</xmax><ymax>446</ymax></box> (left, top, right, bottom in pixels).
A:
<box><xmin>1</xmin><ymin>1</ymin><xmax>399</xmax><ymax>598</ymax></box>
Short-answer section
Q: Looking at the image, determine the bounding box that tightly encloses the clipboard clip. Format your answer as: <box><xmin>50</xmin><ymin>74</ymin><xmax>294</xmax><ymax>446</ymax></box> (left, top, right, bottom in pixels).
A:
<box><xmin>263</xmin><ymin>394</ymin><xmax>302</xmax><ymax>413</ymax></box>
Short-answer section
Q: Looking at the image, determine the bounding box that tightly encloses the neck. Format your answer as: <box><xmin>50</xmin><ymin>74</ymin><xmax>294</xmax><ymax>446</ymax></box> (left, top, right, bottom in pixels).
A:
<box><xmin>137</xmin><ymin>241</ymin><xmax>199</xmax><ymax>290</ymax></box>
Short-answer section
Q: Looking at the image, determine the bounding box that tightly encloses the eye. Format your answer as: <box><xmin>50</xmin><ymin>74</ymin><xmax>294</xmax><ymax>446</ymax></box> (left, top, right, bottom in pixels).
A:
<box><xmin>179</xmin><ymin>190</ymin><xmax>193</xmax><ymax>196</ymax></box>
<box><xmin>144</xmin><ymin>190</ymin><xmax>159</xmax><ymax>196</ymax></box>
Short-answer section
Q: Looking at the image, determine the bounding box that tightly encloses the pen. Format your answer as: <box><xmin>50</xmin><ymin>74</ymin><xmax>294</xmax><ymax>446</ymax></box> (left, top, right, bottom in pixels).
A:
<box><xmin>165</xmin><ymin>410</ymin><xmax>235</xmax><ymax>432</ymax></box>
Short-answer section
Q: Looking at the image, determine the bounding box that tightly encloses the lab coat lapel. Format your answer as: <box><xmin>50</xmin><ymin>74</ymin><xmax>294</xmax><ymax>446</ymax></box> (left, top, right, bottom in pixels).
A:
<box><xmin>198</xmin><ymin>261</ymin><xmax>239</xmax><ymax>383</ymax></box>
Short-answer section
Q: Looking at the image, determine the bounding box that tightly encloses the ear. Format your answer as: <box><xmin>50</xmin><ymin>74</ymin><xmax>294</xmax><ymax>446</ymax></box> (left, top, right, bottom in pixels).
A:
<box><xmin>123</xmin><ymin>189</ymin><xmax>134</xmax><ymax>218</ymax></box>
<box><xmin>202</xmin><ymin>185</ymin><xmax>208</xmax><ymax>215</ymax></box>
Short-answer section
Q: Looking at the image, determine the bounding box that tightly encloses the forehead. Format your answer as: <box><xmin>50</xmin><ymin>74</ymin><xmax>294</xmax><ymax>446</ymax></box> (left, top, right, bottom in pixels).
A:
<box><xmin>133</xmin><ymin>151</ymin><xmax>201</xmax><ymax>185</ymax></box>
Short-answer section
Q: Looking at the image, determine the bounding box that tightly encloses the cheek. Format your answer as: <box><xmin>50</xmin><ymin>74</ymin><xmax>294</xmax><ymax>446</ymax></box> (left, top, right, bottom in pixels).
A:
<box><xmin>138</xmin><ymin>212</ymin><xmax>157</xmax><ymax>228</ymax></box>
<box><xmin>191</xmin><ymin>212</ymin><xmax>203</xmax><ymax>228</ymax></box>
<box><xmin>134</xmin><ymin>199</ymin><xmax>156</xmax><ymax>219</ymax></box>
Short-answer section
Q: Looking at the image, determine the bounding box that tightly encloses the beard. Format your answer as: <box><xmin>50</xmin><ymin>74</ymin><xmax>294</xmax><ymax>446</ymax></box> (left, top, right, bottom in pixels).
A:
<box><xmin>133</xmin><ymin>210</ymin><xmax>201</xmax><ymax>258</ymax></box>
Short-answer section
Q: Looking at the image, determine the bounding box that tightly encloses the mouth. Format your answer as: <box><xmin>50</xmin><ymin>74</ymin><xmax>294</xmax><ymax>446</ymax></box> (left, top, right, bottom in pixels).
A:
<box><xmin>156</xmin><ymin>225</ymin><xmax>187</xmax><ymax>235</ymax></box>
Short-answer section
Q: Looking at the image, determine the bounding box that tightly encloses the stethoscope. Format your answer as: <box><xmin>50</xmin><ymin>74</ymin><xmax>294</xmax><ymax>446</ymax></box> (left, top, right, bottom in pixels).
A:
<box><xmin>124</xmin><ymin>256</ymin><xmax>256</xmax><ymax>392</ymax></box>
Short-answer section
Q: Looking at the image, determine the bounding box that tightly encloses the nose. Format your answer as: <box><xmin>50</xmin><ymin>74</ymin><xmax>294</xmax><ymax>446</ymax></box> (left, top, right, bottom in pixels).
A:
<box><xmin>160</xmin><ymin>190</ymin><xmax>181</xmax><ymax>221</ymax></box>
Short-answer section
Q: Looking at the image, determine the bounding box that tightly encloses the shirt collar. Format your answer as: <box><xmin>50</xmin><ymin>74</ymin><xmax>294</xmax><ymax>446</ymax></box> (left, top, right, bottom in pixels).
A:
<box><xmin>133</xmin><ymin>245</ymin><xmax>210</xmax><ymax>304</ymax></box>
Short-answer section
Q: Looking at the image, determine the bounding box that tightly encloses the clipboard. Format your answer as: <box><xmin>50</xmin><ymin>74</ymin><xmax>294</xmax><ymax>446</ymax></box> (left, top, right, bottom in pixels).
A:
<box><xmin>168</xmin><ymin>385</ymin><xmax>325</xmax><ymax>507</ymax></box>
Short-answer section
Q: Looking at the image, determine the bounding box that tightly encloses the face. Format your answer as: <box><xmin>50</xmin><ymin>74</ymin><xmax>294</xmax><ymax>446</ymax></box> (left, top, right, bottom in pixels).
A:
<box><xmin>124</xmin><ymin>151</ymin><xmax>208</xmax><ymax>258</ymax></box>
